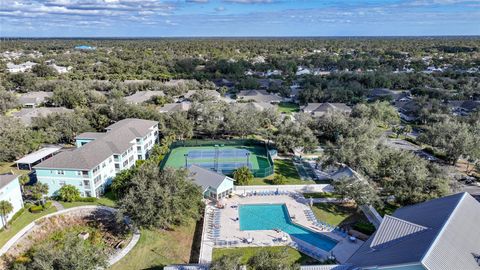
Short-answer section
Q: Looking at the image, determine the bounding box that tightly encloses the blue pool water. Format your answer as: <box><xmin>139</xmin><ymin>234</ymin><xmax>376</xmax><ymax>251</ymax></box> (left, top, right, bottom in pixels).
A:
<box><xmin>239</xmin><ymin>204</ymin><xmax>337</xmax><ymax>252</ymax></box>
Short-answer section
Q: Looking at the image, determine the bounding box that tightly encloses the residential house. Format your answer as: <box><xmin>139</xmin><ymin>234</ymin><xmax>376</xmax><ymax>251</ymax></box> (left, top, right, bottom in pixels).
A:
<box><xmin>158</xmin><ymin>102</ymin><xmax>192</xmax><ymax>113</ymax></box>
<box><xmin>346</xmin><ymin>192</ymin><xmax>480</xmax><ymax>270</ymax></box>
<box><xmin>12</xmin><ymin>107</ymin><xmax>73</xmax><ymax>126</ymax></box>
<box><xmin>213</xmin><ymin>78</ymin><xmax>234</xmax><ymax>89</ymax></box>
<box><xmin>237</xmin><ymin>90</ymin><xmax>283</xmax><ymax>104</ymax></box>
<box><xmin>6</xmin><ymin>61</ymin><xmax>37</xmax><ymax>73</ymax></box>
<box><xmin>49</xmin><ymin>63</ymin><xmax>72</xmax><ymax>74</ymax></box>
<box><xmin>301</xmin><ymin>103</ymin><xmax>351</xmax><ymax>117</ymax></box>
<box><xmin>368</xmin><ymin>88</ymin><xmax>411</xmax><ymax>102</ymax></box>
<box><xmin>447</xmin><ymin>100</ymin><xmax>480</xmax><ymax>116</ymax></box>
<box><xmin>256</xmin><ymin>79</ymin><xmax>283</xmax><ymax>90</ymax></box>
<box><xmin>34</xmin><ymin>119</ymin><xmax>159</xmax><ymax>197</ymax></box>
<box><xmin>187</xmin><ymin>165</ymin><xmax>234</xmax><ymax>200</ymax></box>
<box><xmin>234</xmin><ymin>102</ymin><xmax>274</xmax><ymax>111</ymax></box>
<box><xmin>394</xmin><ymin>100</ymin><xmax>425</xmax><ymax>122</ymax></box>
<box><xmin>181</xmin><ymin>90</ymin><xmax>221</xmax><ymax>101</ymax></box>
<box><xmin>18</xmin><ymin>91</ymin><xmax>53</xmax><ymax>108</ymax></box>
<box><xmin>124</xmin><ymin>91</ymin><xmax>165</xmax><ymax>104</ymax></box>
<box><xmin>0</xmin><ymin>174</ymin><xmax>24</xmax><ymax>228</ymax></box>
<box><xmin>296</xmin><ymin>66</ymin><xmax>312</xmax><ymax>76</ymax></box>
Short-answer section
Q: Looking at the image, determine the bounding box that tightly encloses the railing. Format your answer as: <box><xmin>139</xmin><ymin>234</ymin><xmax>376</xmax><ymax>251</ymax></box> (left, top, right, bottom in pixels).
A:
<box><xmin>289</xmin><ymin>235</ymin><xmax>328</xmax><ymax>261</ymax></box>
<box><xmin>359</xmin><ymin>204</ymin><xmax>383</xmax><ymax>229</ymax></box>
<box><xmin>160</xmin><ymin>139</ymin><xmax>275</xmax><ymax>177</ymax></box>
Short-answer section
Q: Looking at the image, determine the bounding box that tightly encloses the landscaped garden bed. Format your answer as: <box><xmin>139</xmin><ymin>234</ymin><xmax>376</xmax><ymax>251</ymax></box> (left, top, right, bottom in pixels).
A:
<box><xmin>1</xmin><ymin>207</ymin><xmax>131</xmax><ymax>269</ymax></box>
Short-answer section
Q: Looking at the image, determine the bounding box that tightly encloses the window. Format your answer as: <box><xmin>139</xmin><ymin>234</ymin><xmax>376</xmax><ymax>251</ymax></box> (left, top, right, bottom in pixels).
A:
<box><xmin>85</xmin><ymin>191</ymin><xmax>91</xmax><ymax>197</ymax></box>
<box><xmin>138</xmin><ymin>155</ymin><xmax>142</xmax><ymax>160</ymax></box>
<box><xmin>57</xmin><ymin>170</ymin><xmax>65</xmax><ymax>175</ymax></box>
<box><xmin>114</xmin><ymin>164</ymin><xmax>120</xmax><ymax>169</ymax></box>
<box><xmin>83</xmin><ymin>180</ymin><xmax>90</xmax><ymax>187</ymax></box>
<box><xmin>137</xmin><ymin>146</ymin><xmax>142</xmax><ymax>151</ymax></box>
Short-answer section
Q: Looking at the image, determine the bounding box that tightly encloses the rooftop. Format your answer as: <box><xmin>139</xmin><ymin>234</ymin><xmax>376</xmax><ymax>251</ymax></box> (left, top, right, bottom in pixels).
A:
<box><xmin>188</xmin><ymin>165</ymin><xmax>232</xmax><ymax>191</ymax></box>
<box><xmin>0</xmin><ymin>174</ymin><xmax>19</xmax><ymax>190</ymax></box>
<box><xmin>15</xmin><ymin>146</ymin><xmax>61</xmax><ymax>164</ymax></box>
<box><xmin>12</xmin><ymin>107</ymin><xmax>73</xmax><ymax>125</ymax></box>
<box><xmin>237</xmin><ymin>90</ymin><xmax>283</xmax><ymax>103</ymax></box>
<box><xmin>124</xmin><ymin>91</ymin><xmax>165</xmax><ymax>104</ymax></box>
<box><xmin>346</xmin><ymin>192</ymin><xmax>480</xmax><ymax>269</ymax></box>
<box><xmin>34</xmin><ymin>118</ymin><xmax>157</xmax><ymax>170</ymax></box>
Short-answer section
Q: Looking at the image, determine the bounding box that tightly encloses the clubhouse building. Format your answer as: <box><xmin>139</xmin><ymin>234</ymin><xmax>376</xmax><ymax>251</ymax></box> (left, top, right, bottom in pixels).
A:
<box><xmin>34</xmin><ymin>119</ymin><xmax>158</xmax><ymax>198</ymax></box>
<box><xmin>188</xmin><ymin>165</ymin><xmax>234</xmax><ymax>200</ymax></box>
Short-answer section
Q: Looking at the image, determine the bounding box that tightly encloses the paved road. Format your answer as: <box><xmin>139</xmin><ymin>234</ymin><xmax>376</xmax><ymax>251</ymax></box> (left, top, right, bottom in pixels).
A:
<box><xmin>460</xmin><ymin>184</ymin><xmax>480</xmax><ymax>201</ymax></box>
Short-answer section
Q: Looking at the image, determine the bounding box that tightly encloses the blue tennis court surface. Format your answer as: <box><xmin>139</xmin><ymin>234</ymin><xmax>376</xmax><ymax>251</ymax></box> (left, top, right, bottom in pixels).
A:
<box><xmin>187</xmin><ymin>149</ymin><xmax>250</xmax><ymax>159</ymax></box>
<box><xmin>239</xmin><ymin>204</ymin><xmax>337</xmax><ymax>251</ymax></box>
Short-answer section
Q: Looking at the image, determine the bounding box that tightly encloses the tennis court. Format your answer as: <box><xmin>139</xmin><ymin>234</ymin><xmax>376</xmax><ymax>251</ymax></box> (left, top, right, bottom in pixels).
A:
<box><xmin>161</xmin><ymin>140</ymin><xmax>274</xmax><ymax>177</ymax></box>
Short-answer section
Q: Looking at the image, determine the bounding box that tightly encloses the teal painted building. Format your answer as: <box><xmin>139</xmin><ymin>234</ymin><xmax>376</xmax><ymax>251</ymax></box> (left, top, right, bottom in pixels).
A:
<box><xmin>34</xmin><ymin>119</ymin><xmax>158</xmax><ymax>197</ymax></box>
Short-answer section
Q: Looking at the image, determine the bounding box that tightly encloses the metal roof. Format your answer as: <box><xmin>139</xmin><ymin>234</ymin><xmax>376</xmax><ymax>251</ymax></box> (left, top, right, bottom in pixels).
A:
<box><xmin>346</xmin><ymin>192</ymin><xmax>480</xmax><ymax>269</ymax></box>
<box><xmin>15</xmin><ymin>146</ymin><xmax>61</xmax><ymax>164</ymax></box>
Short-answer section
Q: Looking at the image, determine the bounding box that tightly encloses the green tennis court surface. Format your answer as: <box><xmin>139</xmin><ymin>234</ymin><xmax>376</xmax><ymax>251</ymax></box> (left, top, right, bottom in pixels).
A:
<box><xmin>163</xmin><ymin>145</ymin><xmax>271</xmax><ymax>175</ymax></box>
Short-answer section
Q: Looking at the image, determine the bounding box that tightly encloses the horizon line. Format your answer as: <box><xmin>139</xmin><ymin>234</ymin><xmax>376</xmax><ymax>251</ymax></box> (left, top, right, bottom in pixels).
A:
<box><xmin>1</xmin><ymin>34</ymin><xmax>480</xmax><ymax>40</ymax></box>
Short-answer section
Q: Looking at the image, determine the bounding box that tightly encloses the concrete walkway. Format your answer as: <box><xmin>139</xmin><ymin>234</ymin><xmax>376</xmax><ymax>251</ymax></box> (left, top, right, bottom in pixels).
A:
<box><xmin>52</xmin><ymin>201</ymin><xmax>65</xmax><ymax>211</ymax></box>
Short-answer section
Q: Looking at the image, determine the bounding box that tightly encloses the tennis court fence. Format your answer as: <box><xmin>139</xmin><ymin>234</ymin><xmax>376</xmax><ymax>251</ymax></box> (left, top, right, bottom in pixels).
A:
<box><xmin>160</xmin><ymin>139</ymin><xmax>274</xmax><ymax>177</ymax></box>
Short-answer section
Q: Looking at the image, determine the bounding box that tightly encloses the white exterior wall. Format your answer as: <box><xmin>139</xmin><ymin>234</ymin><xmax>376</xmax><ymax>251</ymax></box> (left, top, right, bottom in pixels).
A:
<box><xmin>0</xmin><ymin>178</ymin><xmax>24</xmax><ymax>227</ymax></box>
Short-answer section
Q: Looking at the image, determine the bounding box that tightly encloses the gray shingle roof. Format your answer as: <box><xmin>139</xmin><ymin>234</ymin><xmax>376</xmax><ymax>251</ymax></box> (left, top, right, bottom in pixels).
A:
<box><xmin>34</xmin><ymin>118</ymin><xmax>157</xmax><ymax>170</ymax></box>
<box><xmin>124</xmin><ymin>91</ymin><xmax>164</xmax><ymax>104</ymax></box>
<box><xmin>187</xmin><ymin>165</ymin><xmax>232</xmax><ymax>191</ymax></box>
<box><xmin>158</xmin><ymin>102</ymin><xmax>191</xmax><ymax>113</ymax></box>
<box><xmin>237</xmin><ymin>90</ymin><xmax>283</xmax><ymax>103</ymax></box>
<box><xmin>18</xmin><ymin>91</ymin><xmax>53</xmax><ymax>106</ymax></box>
<box><xmin>0</xmin><ymin>174</ymin><xmax>18</xmax><ymax>190</ymax></box>
<box><xmin>302</xmin><ymin>103</ymin><xmax>351</xmax><ymax>117</ymax></box>
<box><xmin>12</xmin><ymin>107</ymin><xmax>73</xmax><ymax>125</ymax></box>
<box><xmin>346</xmin><ymin>192</ymin><xmax>480</xmax><ymax>270</ymax></box>
<box><xmin>234</xmin><ymin>102</ymin><xmax>274</xmax><ymax>111</ymax></box>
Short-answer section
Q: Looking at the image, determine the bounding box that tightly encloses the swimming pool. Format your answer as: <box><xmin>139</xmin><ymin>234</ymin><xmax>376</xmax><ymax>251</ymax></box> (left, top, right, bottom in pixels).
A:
<box><xmin>239</xmin><ymin>204</ymin><xmax>337</xmax><ymax>252</ymax></box>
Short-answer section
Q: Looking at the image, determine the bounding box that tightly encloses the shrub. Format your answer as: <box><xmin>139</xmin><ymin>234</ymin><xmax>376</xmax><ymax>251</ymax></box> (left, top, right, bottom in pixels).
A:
<box><xmin>77</xmin><ymin>197</ymin><xmax>97</xmax><ymax>203</ymax></box>
<box><xmin>353</xmin><ymin>221</ymin><xmax>376</xmax><ymax>235</ymax></box>
<box><xmin>29</xmin><ymin>205</ymin><xmax>43</xmax><ymax>213</ymax></box>
<box><xmin>43</xmin><ymin>201</ymin><xmax>52</xmax><ymax>209</ymax></box>
<box><xmin>272</xmin><ymin>175</ymin><xmax>287</xmax><ymax>185</ymax></box>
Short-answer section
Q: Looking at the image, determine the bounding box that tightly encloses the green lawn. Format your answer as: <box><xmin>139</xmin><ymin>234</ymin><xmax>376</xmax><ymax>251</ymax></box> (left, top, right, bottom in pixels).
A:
<box><xmin>0</xmin><ymin>162</ymin><xmax>26</xmax><ymax>175</ymax></box>
<box><xmin>212</xmin><ymin>246</ymin><xmax>317</xmax><ymax>265</ymax></box>
<box><xmin>311</xmin><ymin>203</ymin><xmax>367</xmax><ymax>227</ymax></box>
<box><xmin>251</xmin><ymin>159</ymin><xmax>315</xmax><ymax>185</ymax></box>
<box><xmin>277</xmin><ymin>102</ymin><xmax>300</xmax><ymax>114</ymax></box>
<box><xmin>109</xmin><ymin>221</ymin><xmax>198</xmax><ymax>270</ymax></box>
<box><xmin>0</xmin><ymin>206</ymin><xmax>57</xmax><ymax>248</ymax></box>
<box><xmin>59</xmin><ymin>192</ymin><xmax>117</xmax><ymax>209</ymax></box>
<box><xmin>303</xmin><ymin>192</ymin><xmax>342</xmax><ymax>199</ymax></box>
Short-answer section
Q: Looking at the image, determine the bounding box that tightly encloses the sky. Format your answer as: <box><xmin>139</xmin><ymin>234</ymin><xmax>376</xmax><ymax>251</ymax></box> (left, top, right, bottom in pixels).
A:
<box><xmin>0</xmin><ymin>0</ymin><xmax>479</xmax><ymax>37</ymax></box>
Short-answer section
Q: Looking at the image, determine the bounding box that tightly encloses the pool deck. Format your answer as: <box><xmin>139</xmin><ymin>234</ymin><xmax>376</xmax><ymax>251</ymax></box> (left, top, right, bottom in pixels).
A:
<box><xmin>199</xmin><ymin>194</ymin><xmax>363</xmax><ymax>264</ymax></box>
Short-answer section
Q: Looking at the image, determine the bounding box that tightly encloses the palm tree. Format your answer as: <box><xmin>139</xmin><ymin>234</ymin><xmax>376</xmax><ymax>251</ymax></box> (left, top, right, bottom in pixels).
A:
<box><xmin>0</xmin><ymin>200</ymin><xmax>13</xmax><ymax>229</ymax></box>
<box><xmin>233</xmin><ymin>166</ymin><xmax>253</xmax><ymax>186</ymax></box>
